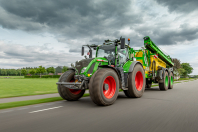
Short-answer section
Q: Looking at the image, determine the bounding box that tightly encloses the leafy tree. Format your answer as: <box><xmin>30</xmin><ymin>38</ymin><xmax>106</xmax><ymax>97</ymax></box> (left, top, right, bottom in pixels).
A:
<box><xmin>181</xmin><ymin>63</ymin><xmax>193</xmax><ymax>78</ymax></box>
<box><xmin>171</xmin><ymin>58</ymin><xmax>181</xmax><ymax>70</ymax></box>
<box><xmin>21</xmin><ymin>69</ymin><xmax>27</xmax><ymax>76</ymax></box>
<box><xmin>10</xmin><ymin>69</ymin><xmax>16</xmax><ymax>75</ymax></box>
<box><xmin>36</xmin><ymin>66</ymin><xmax>46</xmax><ymax>78</ymax></box>
<box><xmin>178</xmin><ymin>68</ymin><xmax>185</xmax><ymax>77</ymax></box>
<box><xmin>62</xmin><ymin>66</ymin><xmax>68</xmax><ymax>73</ymax></box>
<box><xmin>7</xmin><ymin>69</ymin><xmax>11</xmax><ymax>76</ymax></box>
<box><xmin>47</xmin><ymin>67</ymin><xmax>55</xmax><ymax>74</ymax></box>
<box><xmin>1</xmin><ymin>69</ymin><xmax>7</xmax><ymax>76</ymax></box>
<box><xmin>17</xmin><ymin>69</ymin><xmax>21</xmax><ymax>76</ymax></box>
<box><xmin>15</xmin><ymin>69</ymin><xmax>19</xmax><ymax>76</ymax></box>
<box><xmin>171</xmin><ymin>58</ymin><xmax>181</xmax><ymax>77</ymax></box>
<box><xmin>29</xmin><ymin>69</ymin><xmax>36</xmax><ymax>75</ymax></box>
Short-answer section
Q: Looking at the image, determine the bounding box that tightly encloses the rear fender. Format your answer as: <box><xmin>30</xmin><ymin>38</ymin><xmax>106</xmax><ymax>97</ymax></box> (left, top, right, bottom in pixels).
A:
<box><xmin>128</xmin><ymin>61</ymin><xmax>143</xmax><ymax>73</ymax></box>
<box><xmin>98</xmin><ymin>65</ymin><xmax>122</xmax><ymax>89</ymax></box>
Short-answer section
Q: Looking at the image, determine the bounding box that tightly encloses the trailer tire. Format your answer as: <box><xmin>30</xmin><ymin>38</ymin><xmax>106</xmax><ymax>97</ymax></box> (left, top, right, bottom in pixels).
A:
<box><xmin>89</xmin><ymin>68</ymin><xmax>119</xmax><ymax>106</ymax></box>
<box><xmin>159</xmin><ymin>71</ymin><xmax>169</xmax><ymax>91</ymax></box>
<box><xmin>145</xmin><ymin>78</ymin><xmax>152</xmax><ymax>88</ymax></box>
<box><xmin>124</xmin><ymin>64</ymin><xmax>145</xmax><ymax>98</ymax></box>
<box><xmin>168</xmin><ymin>72</ymin><xmax>173</xmax><ymax>89</ymax></box>
<box><xmin>57</xmin><ymin>70</ymin><xmax>85</xmax><ymax>101</ymax></box>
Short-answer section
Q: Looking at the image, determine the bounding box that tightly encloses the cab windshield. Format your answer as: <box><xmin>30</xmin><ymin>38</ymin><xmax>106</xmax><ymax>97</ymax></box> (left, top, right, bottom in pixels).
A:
<box><xmin>97</xmin><ymin>44</ymin><xmax>128</xmax><ymax>65</ymax></box>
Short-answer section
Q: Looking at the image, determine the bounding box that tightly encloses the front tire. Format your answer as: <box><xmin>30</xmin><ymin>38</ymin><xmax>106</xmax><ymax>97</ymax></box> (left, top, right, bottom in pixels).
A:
<box><xmin>89</xmin><ymin>68</ymin><xmax>119</xmax><ymax>106</ymax></box>
<box><xmin>57</xmin><ymin>70</ymin><xmax>85</xmax><ymax>101</ymax></box>
<box><xmin>124</xmin><ymin>64</ymin><xmax>145</xmax><ymax>98</ymax></box>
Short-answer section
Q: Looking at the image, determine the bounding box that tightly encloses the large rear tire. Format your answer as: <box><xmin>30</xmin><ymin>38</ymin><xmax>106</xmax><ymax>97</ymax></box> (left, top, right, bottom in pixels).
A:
<box><xmin>159</xmin><ymin>71</ymin><xmax>169</xmax><ymax>91</ymax></box>
<box><xmin>57</xmin><ymin>70</ymin><xmax>85</xmax><ymax>101</ymax></box>
<box><xmin>168</xmin><ymin>72</ymin><xmax>173</xmax><ymax>89</ymax></box>
<box><xmin>89</xmin><ymin>68</ymin><xmax>119</xmax><ymax>106</ymax></box>
<box><xmin>124</xmin><ymin>64</ymin><xmax>145</xmax><ymax>98</ymax></box>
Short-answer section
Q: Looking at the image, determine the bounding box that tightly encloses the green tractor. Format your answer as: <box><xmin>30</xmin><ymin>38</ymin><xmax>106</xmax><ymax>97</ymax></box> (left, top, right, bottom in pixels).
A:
<box><xmin>57</xmin><ymin>37</ymin><xmax>145</xmax><ymax>106</ymax></box>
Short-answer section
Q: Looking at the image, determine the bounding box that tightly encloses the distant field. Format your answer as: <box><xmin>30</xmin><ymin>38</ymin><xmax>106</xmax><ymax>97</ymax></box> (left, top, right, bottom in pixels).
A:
<box><xmin>0</xmin><ymin>78</ymin><xmax>59</xmax><ymax>98</ymax></box>
<box><xmin>0</xmin><ymin>76</ymin><xmax>24</xmax><ymax>79</ymax></box>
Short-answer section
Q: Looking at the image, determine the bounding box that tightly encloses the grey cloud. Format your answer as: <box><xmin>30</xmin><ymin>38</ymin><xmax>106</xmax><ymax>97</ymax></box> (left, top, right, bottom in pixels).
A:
<box><xmin>0</xmin><ymin>0</ymin><xmax>197</xmax><ymax>50</ymax></box>
<box><xmin>155</xmin><ymin>0</ymin><xmax>198</xmax><ymax>13</ymax></box>
<box><xmin>69</xmin><ymin>48</ymin><xmax>81</xmax><ymax>53</ymax></box>
<box><xmin>0</xmin><ymin>43</ymin><xmax>83</xmax><ymax>68</ymax></box>
<box><xmin>131</xmin><ymin>22</ymin><xmax>198</xmax><ymax>45</ymax></box>
<box><xmin>0</xmin><ymin>0</ymin><xmax>142</xmax><ymax>39</ymax></box>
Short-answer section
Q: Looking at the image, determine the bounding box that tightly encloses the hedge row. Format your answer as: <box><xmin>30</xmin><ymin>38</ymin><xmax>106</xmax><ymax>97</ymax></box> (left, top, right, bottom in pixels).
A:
<box><xmin>24</xmin><ymin>75</ymin><xmax>61</xmax><ymax>78</ymax></box>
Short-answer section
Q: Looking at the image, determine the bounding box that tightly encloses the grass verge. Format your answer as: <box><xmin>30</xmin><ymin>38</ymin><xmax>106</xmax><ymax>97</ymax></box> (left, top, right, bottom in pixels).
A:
<box><xmin>0</xmin><ymin>78</ymin><xmax>59</xmax><ymax>98</ymax></box>
<box><xmin>0</xmin><ymin>93</ymin><xmax>90</xmax><ymax>110</ymax></box>
<box><xmin>174</xmin><ymin>82</ymin><xmax>182</xmax><ymax>84</ymax></box>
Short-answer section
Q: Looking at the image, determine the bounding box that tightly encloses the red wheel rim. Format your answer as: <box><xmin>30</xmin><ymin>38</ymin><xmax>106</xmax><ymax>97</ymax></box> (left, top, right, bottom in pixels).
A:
<box><xmin>69</xmin><ymin>79</ymin><xmax>81</xmax><ymax>95</ymax></box>
<box><xmin>135</xmin><ymin>71</ymin><xmax>143</xmax><ymax>91</ymax></box>
<box><xmin>103</xmin><ymin>76</ymin><xmax>116</xmax><ymax>99</ymax></box>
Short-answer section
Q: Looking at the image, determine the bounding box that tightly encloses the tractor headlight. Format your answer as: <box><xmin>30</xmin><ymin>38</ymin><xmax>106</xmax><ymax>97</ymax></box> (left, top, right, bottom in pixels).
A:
<box><xmin>81</xmin><ymin>67</ymin><xmax>87</xmax><ymax>73</ymax></box>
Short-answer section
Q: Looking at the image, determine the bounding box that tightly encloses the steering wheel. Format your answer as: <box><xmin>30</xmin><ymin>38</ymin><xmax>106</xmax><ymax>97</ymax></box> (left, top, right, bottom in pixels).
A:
<box><xmin>107</xmin><ymin>54</ymin><xmax>115</xmax><ymax>64</ymax></box>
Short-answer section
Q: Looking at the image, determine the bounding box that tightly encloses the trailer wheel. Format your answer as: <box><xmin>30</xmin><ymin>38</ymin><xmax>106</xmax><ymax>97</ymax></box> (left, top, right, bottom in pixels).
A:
<box><xmin>124</xmin><ymin>64</ymin><xmax>145</xmax><ymax>98</ymax></box>
<box><xmin>145</xmin><ymin>78</ymin><xmax>152</xmax><ymax>88</ymax></box>
<box><xmin>57</xmin><ymin>70</ymin><xmax>85</xmax><ymax>101</ymax></box>
<box><xmin>159</xmin><ymin>71</ymin><xmax>169</xmax><ymax>91</ymax></box>
<box><xmin>89</xmin><ymin>68</ymin><xmax>119</xmax><ymax>106</ymax></box>
<box><xmin>168</xmin><ymin>72</ymin><xmax>173</xmax><ymax>89</ymax></box>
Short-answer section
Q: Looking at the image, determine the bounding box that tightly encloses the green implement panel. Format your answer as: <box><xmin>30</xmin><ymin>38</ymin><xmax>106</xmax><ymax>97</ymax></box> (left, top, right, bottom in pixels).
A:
<box><xmin>143</xmin><ymin>36</ymin><xmax>174</xmax><ymax>67</ymax></box>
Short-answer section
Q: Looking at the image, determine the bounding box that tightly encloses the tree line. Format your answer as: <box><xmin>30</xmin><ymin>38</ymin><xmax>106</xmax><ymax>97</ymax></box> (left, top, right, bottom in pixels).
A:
<box><xmin>171</xmin><ymin>58</ymin><xmax>193</xmax><ymax>78</ymax></box>
<box><xmin>0</xmin><ymin>66</ymin><xmax>68</xmax><ymax>76</ymax></box>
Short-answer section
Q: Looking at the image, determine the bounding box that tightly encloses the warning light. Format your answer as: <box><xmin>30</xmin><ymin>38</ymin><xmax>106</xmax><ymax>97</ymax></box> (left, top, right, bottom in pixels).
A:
<box><xmin>128</xmin><ymin>38</ymin><xmax>130</xmax><ymax>41</ymax></box>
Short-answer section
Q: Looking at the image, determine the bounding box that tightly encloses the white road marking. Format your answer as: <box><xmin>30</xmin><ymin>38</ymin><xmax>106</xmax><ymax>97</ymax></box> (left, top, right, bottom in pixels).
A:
<box><xmin>29</xmin><ymin>106</ymin><xmax>63</xmax><ymax>113</ymax></box>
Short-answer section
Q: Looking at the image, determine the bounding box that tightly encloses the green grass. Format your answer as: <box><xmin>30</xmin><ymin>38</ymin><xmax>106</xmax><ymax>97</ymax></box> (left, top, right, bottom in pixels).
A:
<box><xmin>0</xmin><ymin>78</ymin><xmax>59</xmax><ymax>98</ymax></box>
<box><xmin>0</xmin><ymin>93</ymin><xmax>90</xmax><ymax>110</ymax></box>
<box><xmin>178</xmin><ymin>78</ymin><xmax>191</xmax><ymax>81</ymax></box>
<box><xmin>174</xmin><ymin>82</ymin><xmax>182</xmax><ymax>84</ymax></box>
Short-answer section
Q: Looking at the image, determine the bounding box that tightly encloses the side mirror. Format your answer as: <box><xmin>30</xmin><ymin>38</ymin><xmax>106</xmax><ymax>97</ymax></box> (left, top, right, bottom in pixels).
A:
<box><xmin>121</xmin><ymin>38</ymin><xmax>125</xmax><ymax>49</ymax></box>
<box><xmin>82</xmin><ymin>47</ymin><xmax>84</xmax><ymax>56</ymax></box>
<box><xmin>89</xmin><ymin>50</ymin><xmax>92</xmax><ymax>58</ymax></box>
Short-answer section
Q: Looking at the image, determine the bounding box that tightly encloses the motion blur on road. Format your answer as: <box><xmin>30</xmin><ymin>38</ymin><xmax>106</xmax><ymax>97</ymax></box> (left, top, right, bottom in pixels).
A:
<box><xmin>1</xmin><ymin>80</ymin><xmax>198</xmax><ymax>132</ymax></box>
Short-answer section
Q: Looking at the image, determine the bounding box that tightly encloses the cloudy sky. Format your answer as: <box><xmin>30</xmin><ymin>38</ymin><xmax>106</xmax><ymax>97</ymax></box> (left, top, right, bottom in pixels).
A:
<box><xmin>0</xmin><ymin>0</ymin><xmax>198</xmax><ymax>74</ymax></box>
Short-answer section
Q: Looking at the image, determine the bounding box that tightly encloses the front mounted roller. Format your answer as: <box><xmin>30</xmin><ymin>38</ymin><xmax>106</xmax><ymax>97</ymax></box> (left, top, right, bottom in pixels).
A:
<box><xmin>57</xmin><ymin>70</ymin><xmax>85</xmax><ymax>101</ymax></box>
<box><xmin>89</xmin><ymin>68</ymin><xmax>119</xmax><ymax>106</ymax></box>
<box><xmin>159</xmin><ymin>71</ymin><xmax>169</xmax><ymax>91</ymax></box>
<box><xmin>124</xmin><ymin>64</ymin><xmax>145</xmax><ymax>98</ymax></box>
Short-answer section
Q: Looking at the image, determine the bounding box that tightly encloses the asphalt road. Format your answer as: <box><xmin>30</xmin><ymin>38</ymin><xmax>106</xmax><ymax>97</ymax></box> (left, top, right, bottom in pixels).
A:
<box><xmin>1</xmin><ymin>80</ymin><xmax>198</xmax><ymax>132</ymax></box>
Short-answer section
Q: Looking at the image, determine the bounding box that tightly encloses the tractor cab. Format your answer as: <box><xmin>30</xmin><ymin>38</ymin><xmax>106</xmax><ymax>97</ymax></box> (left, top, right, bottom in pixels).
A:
<box><xmin>96</xmin><ymin>42</ymin><xmax>128</xmax><ymax>67</ymax></box>
<box><xmin>97</xmin><ymin>37</ymin><xmax>128</xmax><ymax>66</ymax></box>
